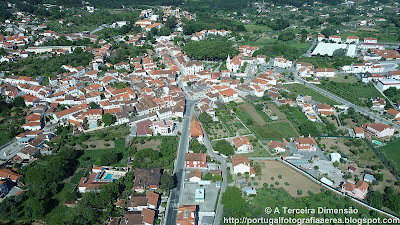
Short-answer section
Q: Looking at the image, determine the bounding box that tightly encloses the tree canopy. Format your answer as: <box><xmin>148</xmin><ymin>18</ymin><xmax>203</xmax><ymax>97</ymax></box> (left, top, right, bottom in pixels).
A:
<box><xmin>214</xmin><ymin>140</ymin><xmax>234</xmax><ymax>155</ymax></box>
<box><xmin>183</xmin><ymin>39</ymin><xmax>239</xmax><ymax>61</ymax></box>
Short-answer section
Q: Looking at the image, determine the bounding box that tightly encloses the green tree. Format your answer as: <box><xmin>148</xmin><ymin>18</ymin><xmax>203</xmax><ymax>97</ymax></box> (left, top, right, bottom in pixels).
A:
<box><xmin>221</xmin><ymin>187</ymin><xmax>249</xmax><ymax>218</ymax></box>
<box><xmin>203</xmin><ymin>172</ymin><xmax>213</xmax><ymax>180</ymax></box>
<box><xmin>160</xmin><ymin>173</ymin><xmax>175</xmax><ymax>190</ymax></box>
<box><xmin>253</xmin><ymin>163</ymin><xmax>262</xmax><ymax>175</ymax></box>
<box><xmin>198</xmin><ymin>112</ymin><xmax>212</xmax><ymax>125</ymax></box>
<box><xmin>100</xmin><ymin>151</ymin><xmax>120</xmax><ymax>165</ymax></box>
<box><xmin>213</xmin><ymin>174</ymin><xmax>222</xmax><ymax>182</ymax></box>
<box><xmin>102</xmin><ymin>113</ymin><xmax>116</xmax><ymax>126</ymax></box>
<box><xmin>214</xmin><ymin>140</ymin><xmax>234</xmax><ymax>156</ymax></box>
<box><xmin>367</xmin><ymin>191</ymin><xmax>384</xmax><ymax>208</ymax></box>
<box><xmin>13</xmin><ymin>96</ymin><xmax>25</xmax><ymax>108</ymax></box>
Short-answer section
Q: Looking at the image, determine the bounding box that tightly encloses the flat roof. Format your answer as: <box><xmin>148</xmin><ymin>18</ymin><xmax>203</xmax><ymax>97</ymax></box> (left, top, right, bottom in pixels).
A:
<box><xmin>195</xmin><ymin>188</ymin><xmax>205</xmax><ymax>199</ymax></box>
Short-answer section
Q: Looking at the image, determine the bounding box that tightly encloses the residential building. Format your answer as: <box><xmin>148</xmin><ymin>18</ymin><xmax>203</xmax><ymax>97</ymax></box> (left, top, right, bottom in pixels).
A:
<box><xmin>315</xmin><ymin>68</ymin><xmax>335</xmax><ymax>78</ymax></box>
<box><xmin>293</xmin><ymin>137</ymin><xmax>317</xmax><ymax>151</ymax></box>
<box><xmin>133</xmin><ymin>168</ymin><xmax>161</xmax><ymax>192</ymax></box>
<box><xmin>190</xmin><ymin>115</ymin><xmax>203</xmax><ymax>143</ymax></box>
<box><xmin>341</xmin><ymin>181</ymin><xmax>369</xmax><ymax>199</ymax></box>
<box><xmin>185</xmin><ymin>153</ymin><xmax>207</xmax><ymax>168</ymax></box>
<box><xmin>362</xmin><ymin>123</ymin><xmax>395</xmax><ymax>139</ymax></box>
<box><xmin>176</xmin><ymin>205</ymin><xmax>198</xmax><ymax>225</ymax></box>
<box><xmin>232</xmin><ymin>154</ymin><xmax>250</xmax><ymax>174</ymax></box>
<box><xmin>231</xmin><ymin>136</ymin><xmax>253</xmax><ymax>153</ymax></box>
<box><xmin>267</xmin><ymin>141</ymin><xmax>285</xmax><ymax>153</ymax></box>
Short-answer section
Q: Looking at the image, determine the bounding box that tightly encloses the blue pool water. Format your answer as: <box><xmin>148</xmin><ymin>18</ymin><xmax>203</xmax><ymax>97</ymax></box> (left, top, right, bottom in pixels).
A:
<box><xmin>372</xmin><ymin>140</ymin><xmax>382</xmax><ymax>145</ymax></box>
<box><xmin>89</xmin><ymin>121</ymin><xmax>97</xmax><ymax>129</ymax></box>
<box><xmin>104</xmin><ymin>174</ymin><xmax>113</xmax><ymax>179</ymax></box>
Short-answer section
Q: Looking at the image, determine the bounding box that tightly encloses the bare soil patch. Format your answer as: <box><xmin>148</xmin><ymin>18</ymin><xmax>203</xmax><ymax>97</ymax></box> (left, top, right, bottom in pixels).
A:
<box><xmin>76</xmin><ymin>140</ymin><xmax>115</xmax><ymax>150</ymax></box>
<box><xmin>256</xmin><ymin>160</ymin><xmax>322</xmax><ymax>197</ymax></box>
<box><xmin>136</xmin><ymin>139</ymin><xmax>162</xmax><ymax>151</ymax></box>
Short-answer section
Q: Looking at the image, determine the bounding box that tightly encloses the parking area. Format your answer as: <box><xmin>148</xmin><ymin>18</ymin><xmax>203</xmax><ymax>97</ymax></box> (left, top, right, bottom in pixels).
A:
<box><xmin>286</xmin><ymin>141</ymin><xmax>328</xmax><ymax>161</ymax></box>
<box><xmin>181</xmin><ymin>182</ymin><xmax>219</xmax><ymax>212</ymax></box>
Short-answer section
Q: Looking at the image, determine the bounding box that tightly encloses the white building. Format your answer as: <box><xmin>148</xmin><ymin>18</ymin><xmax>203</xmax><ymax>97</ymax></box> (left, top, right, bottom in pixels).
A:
<box><xmin>273</xmin><ymin>56</ymin><xmax>292</xmax><ymax>68</ymax></box>
<box><xmin>315</xmin><ymin>68</ymin><xmax>335</xmax><ymax>77</ymax></box>
<box><xmin>232</xmin><ymin>154</ymin><xmax>251</xmax><ymax>174</ymax></box>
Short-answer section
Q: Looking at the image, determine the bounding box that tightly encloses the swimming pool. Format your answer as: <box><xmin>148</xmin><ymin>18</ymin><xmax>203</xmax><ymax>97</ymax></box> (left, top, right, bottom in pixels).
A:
<box><xmin>104</xmin><ymin>174</ymin><xmax>113</xmax><ymax>179</ymax></box>
<box><xmin>372</xmin><ymin>140</ymin><xmax>382</xmax><ymax>145</ymax></box>
<box><xmin>89</xmin><ymin>121</ymin><xmax>97</xmax><ymax>129</ymax></box>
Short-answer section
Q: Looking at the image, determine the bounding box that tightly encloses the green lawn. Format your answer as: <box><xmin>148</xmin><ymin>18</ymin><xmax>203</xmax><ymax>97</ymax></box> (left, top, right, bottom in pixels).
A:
<box><xmin>244</xmin><ymin>24</ymin><xmax>272</xmax><ymax>32</ymax></box>
<box><xmin>318</xmin><ymin>82</ymin><xmax>383</xmax><ymax>106</ymax></box>
<box><xmin>284</xmin><ymin>83</ymin><xmax>338</xmax><ymax>105</ymax></box>
<box><xmin>78</xmin><ymin>138</ymin><xmax>128</xmax><ymax>167</ymax></box>
<box><xmin>251</xmin><ymin>122</ymin><xmax>298</xmax><ymax>139</ymax></box>
<box><xmin>70</xmin><ymin>170</ymin><xmax>85</xmax><ymax>185</ymax></box>
<box><xmin>379</xmin><ymin>139</ymin><xmax>400</xmax><ymax>171</ymax></box>
<box><xmin>242</xmin><ymin>143</ymin><xmax>273</xmax><ymax>157</ymax></box>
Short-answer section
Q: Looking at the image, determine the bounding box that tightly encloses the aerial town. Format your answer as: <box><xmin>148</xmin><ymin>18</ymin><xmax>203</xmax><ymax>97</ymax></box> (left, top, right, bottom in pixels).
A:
<box><xmin>0</xmin><ymin>0</ymin><xmax>400</xmax><ymax>224</ymax></box>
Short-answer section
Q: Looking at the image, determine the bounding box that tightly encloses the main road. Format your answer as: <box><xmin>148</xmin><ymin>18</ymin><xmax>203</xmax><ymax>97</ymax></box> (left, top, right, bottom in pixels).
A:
<box><xmin>164</xmin><ymin>98</ymin><xmax>197</xmax><ymax>225</ymax></box>
<box><xmin>164</xmin><ymin>49</ymin><xmax>198</xmax><ymax>224</ymax></box>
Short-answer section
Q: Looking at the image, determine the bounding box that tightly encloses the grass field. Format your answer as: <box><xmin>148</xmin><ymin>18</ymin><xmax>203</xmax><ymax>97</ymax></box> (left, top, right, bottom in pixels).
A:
<box><xmin>244</xmin><ymin>24</ymin><xmax>272</xmax><ymax>32</ymax></box>
<box><xmin>251</xmin><ymin>122</ymin><xmax>298</xmax><ymax>139</ymax></box>
<box><xmin>78</xmin><ymin>138</ymin><xmax>128</xmax><ymax>167</ymax></box>
<box><xmin>330</xmin><ymin>74</ymin><xmax>359</xmax><ymax>83</ymax></box>
<box><xmin>284</xmin><ymin>83</ymin><xmax>338</xmax><ymax>105</ymax></box>
<box><xmin>69</xmin><ymin>170</ymin><xmax>85</xmax><ymax>185</ymax></box>
<box><xmin>242</xmin><ymin>143</ymin><xmax>273</xmax><ymax>157</ymax></box>
<box><xmin>318</xmin><ymin>82</ymin><xmax>383</xmax><ymax>106</ymax></box>
<box><xmin>379</xmin><ymin>139</ymin><xmax>400</xmax><ymax>172</ymax></box>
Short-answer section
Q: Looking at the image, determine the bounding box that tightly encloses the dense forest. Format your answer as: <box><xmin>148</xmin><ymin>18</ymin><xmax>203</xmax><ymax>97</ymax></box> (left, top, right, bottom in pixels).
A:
<box><xmin>182</xmin><ymin>14</ymin><xmax>246</xmax><ymax>35</ymax></box>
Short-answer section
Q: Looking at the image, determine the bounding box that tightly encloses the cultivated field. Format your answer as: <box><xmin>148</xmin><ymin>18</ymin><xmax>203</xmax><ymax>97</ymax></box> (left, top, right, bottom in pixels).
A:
<box><xmin>237</xmin><ymin>102</ymin><xmax>268</xmax><ymax>126</ymax></box>
<box><xmin>256</xmin><ymin>160</ymin><xmax>322</xmax><ymax>197</ymax></box>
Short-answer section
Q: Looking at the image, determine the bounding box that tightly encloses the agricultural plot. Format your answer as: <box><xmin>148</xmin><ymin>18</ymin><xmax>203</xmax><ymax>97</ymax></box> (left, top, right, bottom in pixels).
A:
<box><xmin>235</xmin><ymin>103</ymin><xmax>298</xmax><ymax>139</ymax></box>
<box><xmin>318</xmin><ymin>82</ymin><xmax>383</xmax><ymax>106</ymax></box>
<box><xmin>255</xmin><ymin>161</ymin><xmax>322</xmax><ymax>197</ymax></box>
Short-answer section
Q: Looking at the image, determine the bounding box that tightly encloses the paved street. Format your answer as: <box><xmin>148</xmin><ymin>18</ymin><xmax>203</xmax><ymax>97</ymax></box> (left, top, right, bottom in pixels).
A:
<box><xmin>165</xmin><ymin>99</ymin><xmax>196</xmax><ymax>225</ymax></box>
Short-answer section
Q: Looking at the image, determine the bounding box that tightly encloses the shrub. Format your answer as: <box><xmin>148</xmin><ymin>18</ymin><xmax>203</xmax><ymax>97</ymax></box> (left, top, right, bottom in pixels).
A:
<box><xmin>275</xmin><ymin>181</ymin><xmax>279</xmax><ymax>185</ymax></box>
<box><xmin>278</xmin><ymin>175</ymin><xmax>282</xmax><ymax>179</ymax></box>
<box><xmin>285</xmin><ymin>182</ymin><xmax>290</xmax><ymax>186</ymax></box>
<box><xmin>297</xmin><ymin>189</ymin><xmax>303</xmax><ymax>195</ymax></box>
